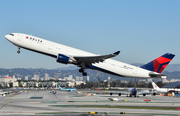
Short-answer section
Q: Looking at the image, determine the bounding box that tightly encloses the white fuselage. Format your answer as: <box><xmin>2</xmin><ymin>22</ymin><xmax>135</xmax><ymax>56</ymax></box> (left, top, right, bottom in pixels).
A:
<box><xmin>5</xmin><ymin>33</ymin><xmax>155</xmax><ymax>78</ymax></box>
<box><xmin>152</xmin><ymin>82</ymin><xmax>180</xmax><ymax>93</ymax></box>
<box><xmin>154</xmin><ymin>88</ymin><xmax>180</xmax><ymax>93</ymax></box>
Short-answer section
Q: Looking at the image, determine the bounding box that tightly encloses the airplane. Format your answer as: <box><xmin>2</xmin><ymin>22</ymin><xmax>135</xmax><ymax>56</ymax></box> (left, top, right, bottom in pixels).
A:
<box><xmin>152</xmin><ymin>82</ymin><xmax>180</xmax><ymax>94</ymax></box>
<box><xmin>58</xmin><ymin>85</ymin><xmax>77</xmax><ymax>91</ymax></box>
<box><xmin>5</xmin><ymin>33</ymin><xmax>175</xmax><ymax>78</ymax></box>
<box><xmin>0</xmin><ymin>91</ymin><xmax>7</xmax><ymax>98</ymax></box>
<box><xmin>109</xmin><ymin>87</ymin><xmax>149</xmax><ymax>97</ymax></box>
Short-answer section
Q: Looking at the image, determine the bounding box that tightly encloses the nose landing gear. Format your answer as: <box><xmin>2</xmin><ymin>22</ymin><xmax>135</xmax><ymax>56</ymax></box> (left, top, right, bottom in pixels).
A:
<box><xmin>17</xmin><ymin>47</ymin><xmax>20</xmax><ymax>54</ymax></box>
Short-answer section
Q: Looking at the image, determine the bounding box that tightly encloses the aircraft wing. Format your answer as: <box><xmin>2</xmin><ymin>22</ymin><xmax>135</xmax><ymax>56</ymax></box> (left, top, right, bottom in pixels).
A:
<box><xmin>137</xmin><ymin>90</ymin><xmax>151</xmax><ymax>95</ymax></box>
<box><xmin>74</xmin><ymin>51</ymin><xmax>120</xmax><ymax>65</ymax></box>
<box><xmin>109</xmin><ymin>91</ymin><xmax>130</xmax><ymax>96</ymax></box>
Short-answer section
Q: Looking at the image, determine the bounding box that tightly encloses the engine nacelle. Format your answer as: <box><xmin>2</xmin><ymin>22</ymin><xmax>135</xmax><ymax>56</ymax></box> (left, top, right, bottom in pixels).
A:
<box><xmin>153</xmin><ymin>92</ymin><xmax>156</xmax><ymax>96</ymax></box>
<box><xmin>56</xmin><ymin>54</ymin><xmax>71</xmax><ymax>64</ymax></box>
<box><xmin>110</xmin><ymin>92</ymin><xmax>113</xmax><ymax>96</ymax></box>
<box><xmin>118</xmin><ymin>93</ymin><xmax>121</xmax><ymax>96</ymax></box>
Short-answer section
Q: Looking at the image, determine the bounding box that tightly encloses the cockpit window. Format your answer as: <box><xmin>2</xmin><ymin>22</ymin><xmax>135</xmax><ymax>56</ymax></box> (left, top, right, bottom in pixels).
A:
<box><xmin>10</xmin><ymin>33</ymin><xmax>14</xmax><ymax>36</ymax></box>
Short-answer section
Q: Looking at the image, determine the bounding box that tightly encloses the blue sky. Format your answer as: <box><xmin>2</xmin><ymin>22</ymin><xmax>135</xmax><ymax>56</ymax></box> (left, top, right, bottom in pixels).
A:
<box><xmin>0</xmin><ymin>0</ymin><xmax>180</xmax><ymax>69</ymax></box>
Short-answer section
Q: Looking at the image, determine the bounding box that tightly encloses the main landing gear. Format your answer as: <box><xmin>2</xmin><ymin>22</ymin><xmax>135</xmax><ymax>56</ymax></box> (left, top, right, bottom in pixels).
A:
<box><xmin>78</xmin><ymin>62</ymin><xmax>87</xmax><ymax>76</ymax></box>
<box><xmin>79</xmin><ymin>68</ymin><xmax>87</xmax><ymax>76</ymax></box>
<box><xmin>17</xmin><ymin>47</ymin><xmax>20</xmax><ymax>54</ymax></box>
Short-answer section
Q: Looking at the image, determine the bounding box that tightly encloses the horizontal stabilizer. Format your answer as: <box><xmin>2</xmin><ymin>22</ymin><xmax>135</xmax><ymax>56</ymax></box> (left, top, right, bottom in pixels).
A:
<box><xmin>149</xmin><ymin>73</ymin><xmax>167</xmax><ymax>78</ymax></box>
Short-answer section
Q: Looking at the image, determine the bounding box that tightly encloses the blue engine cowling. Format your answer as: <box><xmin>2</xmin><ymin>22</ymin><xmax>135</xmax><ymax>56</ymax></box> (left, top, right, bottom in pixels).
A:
<box><xmin>56</xmin><ymin>54</ymin><xmax>70</xmax><ymax>64</ymax></box>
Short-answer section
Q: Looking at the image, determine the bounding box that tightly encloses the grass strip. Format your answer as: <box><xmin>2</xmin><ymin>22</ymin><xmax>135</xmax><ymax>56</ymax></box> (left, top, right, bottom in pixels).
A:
<box><xmin>78</xmin><ymin>105</ymin><xmax>177</xmax><ymax>110</ymax></box>
<box><xmin>49</xmin><ymin>104</ymin><xmax>178</xmax><ymax>110</ymax></box>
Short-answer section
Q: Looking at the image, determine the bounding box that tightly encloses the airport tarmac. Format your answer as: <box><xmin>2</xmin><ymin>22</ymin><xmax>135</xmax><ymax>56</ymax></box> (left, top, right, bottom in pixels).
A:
<box><xmin>0</xmin><ymin>90</ymin><xmax>180</xmax><ymax>116</ymax></box>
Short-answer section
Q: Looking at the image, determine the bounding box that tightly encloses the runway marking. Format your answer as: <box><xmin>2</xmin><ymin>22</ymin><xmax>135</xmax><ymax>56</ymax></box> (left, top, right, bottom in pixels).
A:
<box><xmin>42</xmin><ymin>93</ymin><xmax>44</xmax><ymax>99</ymax></box>
<box><xmin>69</xmin><ymin>96</ymin><xmax>73</xmax><ymax>99</ymax></box>
<box><xmin>49</xmin><ymin>104</ymin><xmax>180</xmax><ymax>110</ymax></box>
<box><xmin>54</xmin><ymin>94</ymin><xmax>60</xmax><ymax>100</ymax></box>
<box><xmin>0</xmin><ymin>102</ymin><xmax>12</xmax><ymax>110</ymax></box>
<box><xmin>36</xmin><ymin>112</ymin><xmax>180</xmax><ymax>115</ymax></box>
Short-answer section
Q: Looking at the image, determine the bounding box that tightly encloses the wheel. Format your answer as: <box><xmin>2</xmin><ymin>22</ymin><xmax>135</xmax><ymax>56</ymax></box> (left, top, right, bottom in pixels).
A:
<box><xmin>17</xmin><ymin>50</ymin><xmax>20</xmax><ymax>54</ymax></box>
<box><xmin>79</xmin><ymin>69</ymin><xmax>83</xmax><ymax>72</ymax></box>
<box><xmin>83</xmin><ymin>72</ymin><xmax>87</xmax><ymax>76</ymax></box>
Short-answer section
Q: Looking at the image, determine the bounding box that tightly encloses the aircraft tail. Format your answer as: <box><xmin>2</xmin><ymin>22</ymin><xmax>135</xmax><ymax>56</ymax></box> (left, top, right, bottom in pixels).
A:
<box><xmin>140</xmin><ymin>53</ymin><xmax>175</xmax><ymax>73</ymax></box>
<box><xmin>152</xmin><ymin>82</ymin><xmax>159</xmax><ymax>89</ymax></box>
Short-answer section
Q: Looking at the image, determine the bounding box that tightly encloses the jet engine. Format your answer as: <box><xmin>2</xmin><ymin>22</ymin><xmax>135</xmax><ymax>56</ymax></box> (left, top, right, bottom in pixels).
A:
<box><xmin>153</xmin><ymin>92</ymin><xmax>156</xmax><ymax>96</ymax></box>
<box><xmin>110</xmin><ymin>92</ymin><xmax>113</xmax><ymax>96</ymax></box>
<box><xmin>118</xmin><ymin>93</ymin><xmax>121</xmax><ymax>96</ymax></box>
<box><xmin>56</xmin><ymin>54</ymin><xmax>75</xmax><ymax>64</ymax></box>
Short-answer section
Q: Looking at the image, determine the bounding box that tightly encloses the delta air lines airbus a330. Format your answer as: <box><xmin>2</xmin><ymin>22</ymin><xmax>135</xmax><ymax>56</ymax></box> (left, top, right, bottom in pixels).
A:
<box><xmin>5</xmin><ymin>33</ymin><xmax>175</xmax><ymax>78</ymax></box>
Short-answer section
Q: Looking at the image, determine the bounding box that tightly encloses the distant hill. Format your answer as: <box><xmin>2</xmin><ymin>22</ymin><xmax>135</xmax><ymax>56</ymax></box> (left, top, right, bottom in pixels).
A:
<box><xmin>0</xmin><ymin>64</ymin><xmax>180</xmax><ymax>82</ymax></box>
<box><xmin>163</xmin><ymin>64</ymin><xmax>180</xmax><ymax>72</ymax></box>
<box><xmin>53</xmin><ymin>66</ymin><xmax>78</xmax><ymax>70</ymax></box>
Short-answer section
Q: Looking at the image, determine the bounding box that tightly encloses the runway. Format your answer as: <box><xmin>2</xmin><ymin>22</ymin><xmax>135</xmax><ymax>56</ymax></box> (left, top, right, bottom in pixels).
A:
<box><xmin>0</xmin><ymin>90</ymin><xmax>180</xmax><ymax>116</ymax></box>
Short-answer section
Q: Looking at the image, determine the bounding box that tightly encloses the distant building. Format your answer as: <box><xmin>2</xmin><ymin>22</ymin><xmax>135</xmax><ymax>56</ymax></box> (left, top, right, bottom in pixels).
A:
<box><xmin>80</xmin><ymin>77</ymin><xmax>83</xmax><ymax>81</ymax></box>
<box><xmin>54</xmin><ymin>75</ymin><xmax>58</xmax><ymax>80</ymax></box>
<box><xmin>147</xmin><ymin>78</ymin><xmax>152</xmax><ymax>83</ymax></box>
<box><xmin>163</xmin><ymin>78</ymin><xmax>169</xmax><ymax>83</ymax></box>
<box><xmin>87</xmin><ymin>76</ymin><xmax>89</xmax><ymax>82</ymax></box>
<box><xmin>0</xmin><ymin>76</ymin><xmax>18</xmax><ymax>87</ymax></box>
<box><xmin>34</xmin><ymin>75</ymin><xmax>39</xmax><ymax>81</ymax></box>
<box><xmin>45</xmin><ymin>73</ymin><xmax>49</xmax><ymax>80</ymax></box>
<box><xmin>75</xmin><ymin>81</ymin><xmax>86</xmax><ymax>86</ymax></box>
<box><xmin>69</xmin><ymin>75</ymin><xmax>73</xmax><ymax>80</ymax></box>
<box><xmin>76</xmin><ymin>76</ymin><xmax>79</xmax><ymax>81</ymax></box>
<box><xmin>108</xmin><ymin>77</ymin><xmax>111</xmax><ymax>87</ymax></box>
<box><xmin>25</xmin><ymin>76</ymin><xmax>28</xmax><ymax>81</ymax></box>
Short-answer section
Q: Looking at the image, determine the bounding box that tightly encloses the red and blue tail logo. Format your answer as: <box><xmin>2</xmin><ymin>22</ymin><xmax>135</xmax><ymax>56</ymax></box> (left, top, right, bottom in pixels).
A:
<box><xmin>140</xmin><ymin>53</ymin><xmax>175</xmax><ymax>73</ymax></box>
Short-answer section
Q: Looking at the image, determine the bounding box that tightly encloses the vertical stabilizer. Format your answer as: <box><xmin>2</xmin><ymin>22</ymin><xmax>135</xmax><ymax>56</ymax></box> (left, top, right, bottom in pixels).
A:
<box><xmin>152</xmin><ymin>82</ymin><xmax>159</xmax><ymax>89</ymax></box>
<box><xmin>140</xmin><ymin>53</ymin><xmax>175</xmax><ymax>73</ymax></box>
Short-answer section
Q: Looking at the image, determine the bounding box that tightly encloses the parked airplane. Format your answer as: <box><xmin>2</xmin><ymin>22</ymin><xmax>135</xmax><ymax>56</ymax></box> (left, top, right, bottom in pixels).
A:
<box><xmin>5</xmin><ymin>33</ymin><xmax>175</xmax><ymax>78</ymax></box>
<box><xmin>152</xmin><ymin>82</ymin><xmax>180</xmax><ymax>93</ymax></box>
<box><xmin>58</xmin><ymin>85</ymin><xmax>77</xmax><ymax>91</ymax></box>
<box><xmin>0</xmin><ymin>91</ymin><xmax>7</xmax><ymax>98</ymax></box>
<box><xmin>110</xmin><ymin>88</ymin><xmax>149</xmax><ymax>97</ymax></box>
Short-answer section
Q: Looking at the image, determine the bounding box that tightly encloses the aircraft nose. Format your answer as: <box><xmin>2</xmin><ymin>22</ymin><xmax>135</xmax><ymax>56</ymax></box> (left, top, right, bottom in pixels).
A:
<box><xmin>5</xmin><ymin>35</ymin><xmax>9</xmax><ymax>39</ymax></box>
<box><xmin>5</xmin><ymin>34</ymin><xmax>12</xmax><ymax>41</ymax></box>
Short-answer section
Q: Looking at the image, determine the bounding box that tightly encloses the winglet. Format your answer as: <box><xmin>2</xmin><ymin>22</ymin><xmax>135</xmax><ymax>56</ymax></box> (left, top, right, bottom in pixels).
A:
<box><xmin>113</xmin><ymin>51</ymin><xmax>120</xmax><ymax>55</ymax></box>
